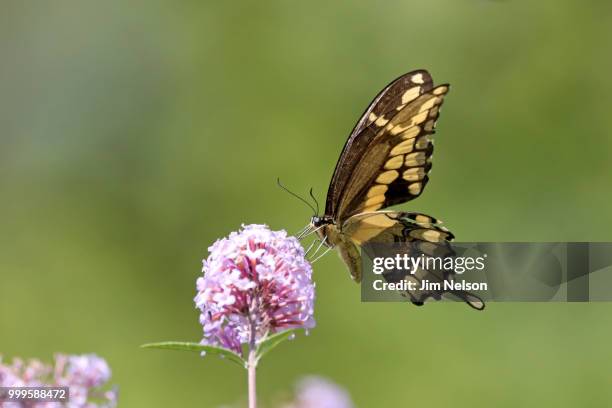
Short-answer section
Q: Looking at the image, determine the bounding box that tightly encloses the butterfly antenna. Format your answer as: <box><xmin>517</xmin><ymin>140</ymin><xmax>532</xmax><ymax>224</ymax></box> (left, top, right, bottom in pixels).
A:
<box><xmin>308</xmin><ymin>188</ymin><xmax>320</xmax><ymax>216</ymax></box>
<box><xmin>277</xmin><ymin>178</ymin><xmax>317</xmax><ymax>215</ymax></box>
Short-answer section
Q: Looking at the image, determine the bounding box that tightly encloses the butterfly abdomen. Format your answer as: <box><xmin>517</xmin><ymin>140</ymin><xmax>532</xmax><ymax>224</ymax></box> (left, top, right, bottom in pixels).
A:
<box><xmin>335</xmin><ymin>236</ymin><xmax>362</xmax><ymax>283</ymax></box>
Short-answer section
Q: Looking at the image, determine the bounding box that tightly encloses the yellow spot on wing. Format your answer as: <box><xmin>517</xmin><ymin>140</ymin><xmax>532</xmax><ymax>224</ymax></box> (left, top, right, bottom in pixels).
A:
<box><xmin>391</xmin><ymin>111</ymin><xmax>429</xmax><ymax>135</ymax></box>
<box><xmin>403</xmin><ymin>168</ymin><xmax>425</xmax><ymax>181</ymax></box>
<box><xmin>412</xmin><ymin>73</ymin><xmax>425</xmax><ymax>84</ymax></box>
<box><xmin>375</xmin><ymin>116</ymin><xmax>389</xmax><ymax>126</ymax></box>
<box><xmin>399</xmin><ymin>126</ymin><xmax>420</xmax><ymax>140</ymax></box>
<box><xmin>423</xmin><ymin>230</ymin><xmax>444</xmax><ymax>242</ymax></box>
<box><xmin>361</xmin><ymin>214</ymin><xmax>397</xmax><ymax>228</ymax></box>
<box><xmin>390</xmin><ymin>140</ymin><xmax>414</xmax><ymax>155</ymax></box>
<box><xmin>362</xmin><ymin>204</ymin><xmax>382</xmax><ymax>213</ymax></box>
<box><xmin>348</xmin><ymin>214</ymin><xmax>397</xmax><ymax>244</ymax></box>
<box><xmin>366</xmin><ymin>185</ymin><xmax>388</xmax><ymax>197</ymax></box>
<box><xmin>405</xmin><ymin>152</ymin><xmax>426</xmax><ymax>166</ymax></box>
<box><xmin>415</xmin><ymin>136</ymin><xmax>430</xmax><ymax>150</ymax></box>
<box><xmin>401</xmin><ymin>87</ymin><xmax>421</xmax><ymax>104</ymax></box>
<box><xmin>384</xmin><ymin>155</ymin><xmax>404</xmax><ymax>170</ymax></box>
<box><xmin>411</xmin><ymin>111</ymin><xmax>429</xmax><ymax>125</ymax></box>
<box><xmin>419</xmin><ymin>97</ymin><xmax>440</xmax><ymax>112</ymax></box>
<box><xmin>415</xmin><ymin>214</ymin><xmax>433</xmax><ymax>224</ymax></box>
<box><xmin>364</xmin><ymin>195</ymin><xmax>385</xmax><ymax>207</ymax></box>
<box><xmin>433</xmin><ymin>86</ymin><xmax>448</xmax><ymax>95</ymax></box>
<box><xmin>409</xmin><ymin>229</ymin><xmax>443</xmax><ymax>242</ymax></box>
<box><xmin>375</xmin><ymin>170</ymin><xmax>399</xmax><ymax>184</ymax></box>
<box><xmin>408</xmin><ymin>182</ymin><xmax>423</xmax><ymax>195</ymax></box>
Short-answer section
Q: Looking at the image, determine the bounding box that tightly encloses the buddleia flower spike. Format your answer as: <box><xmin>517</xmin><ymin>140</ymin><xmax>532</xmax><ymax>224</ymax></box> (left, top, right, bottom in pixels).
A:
<box><xmin>195</xmin><ymin>224</ymin><xmax>315</xmax><ymax>354</ymax></box>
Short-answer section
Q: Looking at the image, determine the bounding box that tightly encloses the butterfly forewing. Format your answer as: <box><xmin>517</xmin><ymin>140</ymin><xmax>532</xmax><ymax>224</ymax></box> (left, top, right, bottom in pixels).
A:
<box><xmin>336</xmin><ymin>86</ymin><xmax>449</xmax><ymax>221</ymax></box>
<box><xmin>325</xmin><ymin>70</ymin><xmax>434</xmax><ymax>220</ymax></box>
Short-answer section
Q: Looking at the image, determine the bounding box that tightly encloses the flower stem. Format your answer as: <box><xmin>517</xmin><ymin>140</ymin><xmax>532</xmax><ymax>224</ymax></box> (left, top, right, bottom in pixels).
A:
<box><xmin>247</xmin><ymin>349</ymin><xmax>257</xmax><ymax>408</ymax></box>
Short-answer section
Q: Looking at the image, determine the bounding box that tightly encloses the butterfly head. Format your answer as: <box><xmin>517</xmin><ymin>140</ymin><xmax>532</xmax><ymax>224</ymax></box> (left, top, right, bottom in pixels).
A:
<box><xmin>310</xmin><ymin>215</ymin><xmax>333</xmax><ymax>227</ymax></box>
<box><xmin>309</xmin><ymin>215</ymin><xmax>335</xmax><ymax>245</ymax></box>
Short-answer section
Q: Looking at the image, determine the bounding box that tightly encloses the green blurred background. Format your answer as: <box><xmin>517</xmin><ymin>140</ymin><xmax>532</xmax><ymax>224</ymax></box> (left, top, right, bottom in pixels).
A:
<box><xmin>1</xmin><ymin>1</ymin><xmax>612</xmax><ymax>406</ymax></box>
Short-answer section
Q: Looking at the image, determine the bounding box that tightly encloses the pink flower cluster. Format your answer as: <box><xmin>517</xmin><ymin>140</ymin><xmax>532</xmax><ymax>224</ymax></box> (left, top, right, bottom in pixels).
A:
<box><xmin>0</xmin><ymin>354</ymin><xmax>116</xmax><ymax>407</ymax></box>
<box><xmin>195</xmin><ymin>224</ymin><xmax>315</xmax><ymax>355</ymax></box>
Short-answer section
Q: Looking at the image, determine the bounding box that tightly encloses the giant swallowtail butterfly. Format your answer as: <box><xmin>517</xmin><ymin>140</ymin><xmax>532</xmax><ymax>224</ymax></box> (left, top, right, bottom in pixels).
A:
<box><xmin>304</xmin><ymin>69</ymin><xmax>484</xmax><ymax>310</ymax></box>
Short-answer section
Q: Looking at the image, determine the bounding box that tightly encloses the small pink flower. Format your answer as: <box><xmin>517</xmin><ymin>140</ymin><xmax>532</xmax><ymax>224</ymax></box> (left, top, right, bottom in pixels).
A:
<box><xmin>65</xmin><ymin>354</ymin><xmax>111</xmax><ymax>388</ymax></box>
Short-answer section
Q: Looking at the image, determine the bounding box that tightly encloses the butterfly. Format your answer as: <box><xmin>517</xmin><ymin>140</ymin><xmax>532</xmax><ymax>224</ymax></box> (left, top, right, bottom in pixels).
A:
<box><xmin>302</xmin><ymin>69</ymin><xmax>484</xmax><ymax>310</ymax></box>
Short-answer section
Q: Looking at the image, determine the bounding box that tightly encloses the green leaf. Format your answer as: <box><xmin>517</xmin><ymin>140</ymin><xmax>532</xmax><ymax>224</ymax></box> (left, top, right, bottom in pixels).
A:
<box><xmin>141</xmin><ymin>342</ymin><xmax>245</xmax><ymax>367</ymax></box>
<box><xmin>255</xmin><ymin>330</ymin><xmax>297</xmax><ymax>362</ymax></box>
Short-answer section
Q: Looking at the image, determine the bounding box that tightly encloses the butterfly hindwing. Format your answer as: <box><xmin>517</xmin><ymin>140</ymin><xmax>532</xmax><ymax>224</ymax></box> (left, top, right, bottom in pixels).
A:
<box><xmin>343</xmin><ymin>211</ymin><xmax>484</xmax><ymax>310</ymax></box>
<box><xmin>342</xmin><ymin>211</ymin><xmax>453</xmax><ymax>247</ymax></box>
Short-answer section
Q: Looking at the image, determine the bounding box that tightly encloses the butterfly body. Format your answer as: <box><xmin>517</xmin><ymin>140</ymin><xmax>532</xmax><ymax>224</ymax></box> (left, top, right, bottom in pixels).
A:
<box><xmin>311</xmin><ymin>215</ymin><xmax>362</xmax><ymax>282</ymax></box>
<box><xmin>307</xmin><ymin>69</ymin><xmax>484</xmax><ymax>309</ymax></box>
